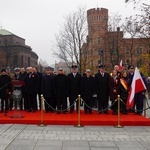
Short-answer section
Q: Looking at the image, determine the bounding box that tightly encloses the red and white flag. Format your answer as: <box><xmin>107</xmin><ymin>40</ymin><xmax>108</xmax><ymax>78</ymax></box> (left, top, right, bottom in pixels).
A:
<box><xmin>126</xmin><ymin>67</ymin><xmax>146</xmax><ymax>109</ymax></box>
<box><xmin>119</xmin><ymin>60</ymin><xmax>123</xmax><ymax>71</ymax></box>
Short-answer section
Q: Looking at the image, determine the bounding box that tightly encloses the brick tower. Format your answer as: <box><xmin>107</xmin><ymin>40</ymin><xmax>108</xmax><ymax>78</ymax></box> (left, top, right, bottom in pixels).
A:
<box><xmin>85</xmin><ymin>8</ymin><xmax>108</xmax><ymax>73</ymax></box>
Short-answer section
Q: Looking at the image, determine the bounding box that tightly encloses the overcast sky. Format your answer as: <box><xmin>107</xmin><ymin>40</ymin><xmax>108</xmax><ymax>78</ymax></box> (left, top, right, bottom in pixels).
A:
<box><xmin>0</xmin><ymin>0</ymin><xmax>141</xmax><ymax>66</ymax></box>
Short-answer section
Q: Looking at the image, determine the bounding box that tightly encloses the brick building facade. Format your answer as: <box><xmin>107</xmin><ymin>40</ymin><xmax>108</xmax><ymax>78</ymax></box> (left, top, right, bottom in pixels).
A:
<box><xmin>81</xmin><ymin>8</ymin><xmax>150</xmax><ymax>75</ymax></box>
<box><xmin>0</xmin><ymin>29</ymin><xmax>38</xmax><ymax>69</ymax></box>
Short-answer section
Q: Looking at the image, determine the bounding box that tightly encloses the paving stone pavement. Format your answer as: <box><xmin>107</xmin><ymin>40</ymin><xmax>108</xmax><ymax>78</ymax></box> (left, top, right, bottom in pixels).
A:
<box><xmin>0</xmin><ymin>124</ymin><xmax>150</xmax><ymax>150</ymax></box>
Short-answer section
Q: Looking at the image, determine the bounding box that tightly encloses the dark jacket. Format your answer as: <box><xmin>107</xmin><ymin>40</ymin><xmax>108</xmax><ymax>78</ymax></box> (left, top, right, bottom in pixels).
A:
<box><xmin>0</xmin><ymin>74</ymin><xmax>11</xmax><ymax>98</ymax></box>
<box><xmin>54</xmin><ymin>74</ymin><xmax>68</xmax><ymax>98</ymax></box>
<box><xmin>81</xmin><ymin>75</ymin><xmax>95</xmax><ymax>100</ymax></box>
<box><xmin>109</xmin><ymin>76</ymin><xmax>120</xmax><ymax>101</ymax></box>
<box><xmin>36</xmin><ymin>72</ymin><xmax>42</xmax><ymax>93</ymax></box>
<box><xmin>42</xmin><ymin>74</ymin><xmax>55</xmax><ymax>98</ymax></box>
<box><xmin>68</xmin><ymin>72</ymin><xmax>81</xmax><ymax>99</ymax></box>
<box><xmin>119</xmin><ymin>77</ymin><xmax>130</xmax><ymax>100</ymax></box>
<box><xmin>24</xmin><ymin>73</ymin><xmax>38</xmax><ymax>94</ymax></box>
<box><xmin>95</xmin><ymin>72</ymin><xmax>110</xmax><ymax>100</ymax></box>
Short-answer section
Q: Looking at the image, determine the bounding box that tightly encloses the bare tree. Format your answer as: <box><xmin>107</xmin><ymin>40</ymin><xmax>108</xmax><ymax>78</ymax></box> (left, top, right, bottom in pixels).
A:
<box><xmin>53</xmin><ymin>6</ymin><xmax>87</xmax><ymax>73</ymax></box>
<box><xmin>106</xmin><ymin>14</ymin><xmax>123</xmax><ymax>67</ymax></box>
<box><xmin>38</xmin><ymin>58</ymin><xmax>48</xmax><ymax>73</ymax></box>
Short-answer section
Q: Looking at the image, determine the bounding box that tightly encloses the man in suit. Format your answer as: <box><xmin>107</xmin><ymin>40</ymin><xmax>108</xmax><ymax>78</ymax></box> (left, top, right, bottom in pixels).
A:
<box><xmin>25</xmin><ymin>67</ymin><xmax>38</xmax><ymax>112</ymax></box>
<box><xmin>95</xmin><ymin>64</ymin><xmax>110</xmax><ymax>114</ymax></box>
<box><xmin>81</xmin><ymin>69</ymin><xmax>95</xmax><ymax>114</ymax></box>
<box><xmin>68</xmin><ymin>65</ymin><xmax>81</xmax><ymax>113</ymax></box>
<box><xmin>20</xmin><ymin>68</ymin><xmax>27</xmax><ymax>110</ymax></box>
<box><xmin>33</xmin><ymin>67</ymin><xmax>43</xmax><ymax>110</ymax></box>
<box><xmin>54</xmin><ymin>68</ymin><xmax>68</xmax><ymax>114</ymax></box>
<box><xmin>42</xmin><ymin>66</ymin><xmax>55</xmax><ymax>113</ymax></box>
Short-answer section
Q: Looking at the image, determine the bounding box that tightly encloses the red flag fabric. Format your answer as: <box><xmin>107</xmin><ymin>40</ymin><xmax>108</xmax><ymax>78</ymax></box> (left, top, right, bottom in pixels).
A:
<box><xmin>119</xmin><ymin>60</ymin><xmax>123</xmax><ymax>70</ymax></box>
<box><xmin>126</xmin><ymin>67</ymin><xmax>146</xmax><ymax>109</ymax></box>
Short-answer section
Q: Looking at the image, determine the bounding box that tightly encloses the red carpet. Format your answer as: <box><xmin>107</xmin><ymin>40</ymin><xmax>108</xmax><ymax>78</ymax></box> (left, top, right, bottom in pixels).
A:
<box><xmin>0</xmin><ymin>110</ymin><xmax>150</xmax><ymax>126</ymax></box>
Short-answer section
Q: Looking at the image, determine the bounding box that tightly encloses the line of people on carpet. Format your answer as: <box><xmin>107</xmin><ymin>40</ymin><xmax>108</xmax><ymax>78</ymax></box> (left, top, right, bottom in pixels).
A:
<box><xmin>0</xmin><ymin>64</ymin><xmax>148</xmax><ymax>115</ymax></box>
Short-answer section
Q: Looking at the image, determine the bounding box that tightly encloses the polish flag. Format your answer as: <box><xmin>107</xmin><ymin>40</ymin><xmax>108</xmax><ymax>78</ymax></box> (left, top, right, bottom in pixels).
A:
<box><xmin>126</xmin><ymin>67</ymin><xmax>146</xmax><ymax>109</ymax></box>
<box><xmin>119</xmin><ymin>60</ymin><xmax>123</xmax><ymax>70</ymax></box>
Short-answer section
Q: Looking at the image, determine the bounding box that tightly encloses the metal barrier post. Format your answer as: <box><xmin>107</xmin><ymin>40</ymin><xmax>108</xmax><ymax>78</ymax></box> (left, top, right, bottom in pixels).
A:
<box><xmin>114</xmin><ymin>95</ymin><xmax>123</xmax><ymax>128</ymax></box>
<box><xmin>74</xmin><ymin>95</ymin><xmax>84</xmax><ymax>127</ymax></box>
<box><xmin>38</xmin><ymin>94</ymin><xmax>46</xmax><ymax>127</ymax></box>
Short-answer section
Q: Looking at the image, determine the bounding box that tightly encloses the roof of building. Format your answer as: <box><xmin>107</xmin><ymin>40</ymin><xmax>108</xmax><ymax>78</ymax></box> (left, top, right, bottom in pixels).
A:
<box><xmin>0</xmin><ymin>29</ymin><xmax>15</xmax><ymax>36</ymax></box>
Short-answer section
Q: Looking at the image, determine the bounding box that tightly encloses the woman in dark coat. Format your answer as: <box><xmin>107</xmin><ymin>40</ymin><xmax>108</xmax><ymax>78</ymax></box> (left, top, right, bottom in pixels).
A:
<box><xmin>109</xmin><ymin>70</ymin><xmax>120</xmax><ymax>115</ymax></box>
<box><xmin>119</xmin><ymin>70</ymin><xmax>130</xmax><ymax>114</ymax></box>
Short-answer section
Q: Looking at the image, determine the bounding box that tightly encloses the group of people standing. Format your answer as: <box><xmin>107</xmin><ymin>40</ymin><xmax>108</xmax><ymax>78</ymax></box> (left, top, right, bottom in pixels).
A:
<box><xmin>0</xmin><ymin>64</ymin><xmax>148</xmax><ymax>115</ymax></box>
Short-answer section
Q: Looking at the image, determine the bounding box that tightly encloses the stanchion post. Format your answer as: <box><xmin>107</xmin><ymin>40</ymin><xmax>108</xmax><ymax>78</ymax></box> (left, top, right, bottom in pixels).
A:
<box><xmin>74</xmin><ymin>95</ymin><xmax>84</xmax><ymax>127</ymax></box>
<box><xmin>114</xmin><ymin>95</ymin><xmax>123</xmax><ymax>128</ymax></box>
<box><xmin>37</xmin><ymin>94</ymin><xmax>46</xmax><ymax>127</ymax></box>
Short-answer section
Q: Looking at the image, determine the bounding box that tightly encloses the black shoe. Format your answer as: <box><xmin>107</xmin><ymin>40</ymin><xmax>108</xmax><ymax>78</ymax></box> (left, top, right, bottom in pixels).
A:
<box><xmin>70</xmin><ymin>110</ymin><xmax>73</xmax><ymax>114</ymax></box>
<box><xmin>112</xmin><ymin>111</ymin><xmax>117</xmax><ymax>115</ymax></box>
<box><xmin>0</xmin><ymin>110</ymin><xmax>4</xmax><ymax>113</ymax></box>
<box><xmin>27</xmin><ymin>109</ymin><xmax>31</xmax><ymax>112</ymax></box>
<box><xmin>104</xmin><ymin>111</ymin><xmax>108</xmax><ymax>114</ymax></box>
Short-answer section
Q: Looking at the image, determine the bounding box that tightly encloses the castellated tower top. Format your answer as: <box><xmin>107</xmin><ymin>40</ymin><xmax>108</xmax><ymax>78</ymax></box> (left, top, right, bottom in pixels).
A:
<box><xmin>87</xmin><ymin>8</ymin><xmax>108</xmax><ymax>16</ymax></box>
<box><xmin>87</xmin><ymin>8</ymin><xmax>108</xmax><ymax>34</ymax></box>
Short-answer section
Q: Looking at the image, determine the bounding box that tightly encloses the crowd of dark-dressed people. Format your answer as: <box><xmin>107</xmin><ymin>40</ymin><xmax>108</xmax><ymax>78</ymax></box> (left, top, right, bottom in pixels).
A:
<box><xmin>0</xmin><ymin>64</ymin><xmax>149</xmax><ymax>116</ymax></box>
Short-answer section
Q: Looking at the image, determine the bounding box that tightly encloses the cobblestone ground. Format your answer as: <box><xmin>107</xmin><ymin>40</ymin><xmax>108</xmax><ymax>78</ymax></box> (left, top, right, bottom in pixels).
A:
<box><xmin>0</xmin><ymin>124</ymin><xmax>150</xmax><ymax>150</ymax></box>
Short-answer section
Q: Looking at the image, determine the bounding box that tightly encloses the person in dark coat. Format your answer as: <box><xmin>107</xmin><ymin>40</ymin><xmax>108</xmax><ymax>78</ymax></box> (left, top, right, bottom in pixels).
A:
<box><xmin>109</xmin><ymin>70</ymin><xmax>120</xmax><ymax>115</ymax></box>
<box><xmin>81</xmin><ymin>69</ymin><xmax>95</xmax><ymax>114</ymax></box>
<box><xmin>134</xmin><ymin>72</ymin><xmax>147</xmax><ymax>115</ymax></box>
<box><xmin>20</xmin><ymin>68</ymin><xmax>27</xmax><ymax>110</ymax></box>
<box><xmin>119</xmin><ymin>70</ymin><xmax>130</xmax><ymax>114</ymax></box>
<box><xmin>0</xmin><ymin>69</ymin><xmax>11</xmax><ymax>113</ymax></box>
<box><xmin>54</xmin><ymin>68</ymin><xmax>68</xmax><ymax>114</ymax></box>
<box><xmin>95</xmin><ymin>64</ymin><xmax>110</xmax><ymax>114</ymax></box>
<box><xmin>25</xmin><ymin>67</ymin><xmax>38</xmax><ymax>112</ymax></box>
<box><xmin>42</xmin><ymin>66</ymin><xmax>55</xmax><ymax>113</ymax></box>
<box><xmin>68</xmin><ymin>65</ymin><xmax>81</xmax><ymax>113</ymax></box>
<box><xmin>33</xmin><ymin>67</ymin><xmax>42</xmax><ymax>110</ymax></box>
<box><xmin>6</xmin><ymin>67</ymin><xmax>14</xmax><ymax>111</ymax></box>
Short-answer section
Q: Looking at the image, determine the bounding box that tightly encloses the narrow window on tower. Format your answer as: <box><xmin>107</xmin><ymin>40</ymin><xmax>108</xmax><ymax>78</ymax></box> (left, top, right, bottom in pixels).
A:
<box><xmin>98</xmin><ymin>37</ymin><xmax>100</xmax><ymax>45</ymax></box>
<box><xmin>90</xmin><ymin>38</ymin><xmax>93</xmax><ymax>46</ymax></box>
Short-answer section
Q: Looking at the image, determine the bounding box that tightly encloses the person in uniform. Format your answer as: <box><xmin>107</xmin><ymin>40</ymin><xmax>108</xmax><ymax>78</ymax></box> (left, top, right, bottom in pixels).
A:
<box><xmin>95</xmin><ymin>64</ymin><xmax>110</xmax><ymax>114</ymax></box>
<box><xmin>109</xmin><ymin>70</ymin><xmax>120</xmax><ymax>115</ymax></box>
<box><xmin>42</xmin><ymin>66</ymin><xmax>55</xmax><ymax>113</ymax></box>
<box><xmin>54</xmin><ymin>68</ymin><xmax>68</xmax><ymax>114</ymax></box>
<box><xmin>68</xmin><ymin>65</ymin><xmax>81</xmax><ymax>113</ymax></box>
<box><xmin>81</xmin><ymin>69</ymin><xmax>95</xmax><ymax>114</ymax></box>
<box><xmin>25</xmin><ymin>67</ymin><xmax>38</xmax><ymax>112</ymax></box>
<box><xmin>0</xmin><ymin>69</ymin><xmax>11</xmax><ymax>113</ymax></box>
